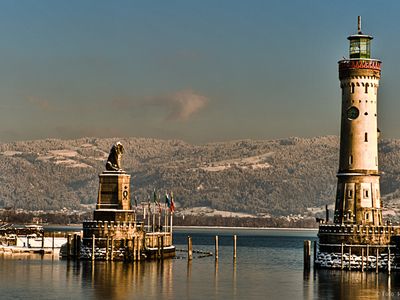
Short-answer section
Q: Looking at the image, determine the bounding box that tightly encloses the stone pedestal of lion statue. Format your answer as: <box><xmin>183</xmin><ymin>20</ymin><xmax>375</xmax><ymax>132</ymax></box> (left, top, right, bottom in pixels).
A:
<box><xmin>94</xmin><ymin>142</ymin><xmax>134</xmax><ymax>222</ymax></box>
<box><xmin>72</xmin><ymin>142</ymin><xmax>175</xmax><ymax>261</ymax></box>
<box><xmin>94</xmin><ymin>171</ymin><xmax>133</xmax><ymax>221</ymax></box>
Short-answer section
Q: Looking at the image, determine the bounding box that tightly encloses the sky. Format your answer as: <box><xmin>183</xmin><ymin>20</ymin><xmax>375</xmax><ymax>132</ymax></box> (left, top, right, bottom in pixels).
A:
<box><xmin>0</xmin><ymin>0</ymin><xmax>400</xmax><ymax>144</ymax></box>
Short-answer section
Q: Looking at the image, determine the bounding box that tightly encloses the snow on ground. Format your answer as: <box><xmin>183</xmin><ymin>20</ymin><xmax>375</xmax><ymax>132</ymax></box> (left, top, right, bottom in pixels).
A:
<box><xmin>198</xmin><ymin>152</ymin><xmax>273</xmax><ymax>172</ymax></box>
<box><xmin>178</xmin><ymin>206</ymin><xmax>257</xmax><ymax>218</ymax></box>
<box><xmin>2</xmin><ymin>151</ymin><xmax>23</xmax><ymax>156</ymax></box>
<box><xmin>49</xmin><ymin>150</ymin><xmax>79</xmax><ymax>157</ymax></box>
<box><xmin>16</xmin><ymin>236</ymin><xmax>67</xmax><ymax>248</ymax></box>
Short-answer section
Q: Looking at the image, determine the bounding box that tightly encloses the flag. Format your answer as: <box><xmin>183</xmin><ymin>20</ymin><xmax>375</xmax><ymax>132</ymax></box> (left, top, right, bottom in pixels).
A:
<box><xmin>170</xmin><ymin>191</ymin><xmax>175</xmax><ymax>213</ymax></box>
<box><xmin>165</xmin><ymin>192</ymin><xmax>171</xmax><ymax>208</ymax></box>
<box><xmin>153</xmin><ymin>189</ymin><xmax>157</xmax><ymax>203</ymax></box>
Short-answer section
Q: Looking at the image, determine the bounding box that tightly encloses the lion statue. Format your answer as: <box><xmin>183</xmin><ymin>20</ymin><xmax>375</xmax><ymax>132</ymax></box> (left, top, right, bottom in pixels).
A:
<box><xmin>106</xmin><ymin>142</ymin><xmax>125</xmax><ymax>171</ymax></box>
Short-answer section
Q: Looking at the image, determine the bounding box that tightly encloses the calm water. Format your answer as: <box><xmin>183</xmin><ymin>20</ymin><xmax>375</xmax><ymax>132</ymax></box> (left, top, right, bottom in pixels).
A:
<box><xmin>0</xmin><ymin>227</ymin><xmax>398</xmax><ymax>299</ymax></box>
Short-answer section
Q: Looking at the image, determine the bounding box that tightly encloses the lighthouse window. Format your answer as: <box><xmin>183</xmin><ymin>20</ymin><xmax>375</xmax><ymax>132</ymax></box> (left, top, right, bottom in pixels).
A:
<box><xmin>365</xmin><ymin>83</ymin><xmax>369</xmax><ymax>93</ymax></box>
<box><xmin>351</xmin><ymin>83</ymin><xmax>355</xmax><ymax>94</ymax></box>
<box><xmin>363</xmin><ymin>189</ymin><xmax>369</xmax><ymax>198</ymax></box>
<box><xmin>348</xmin><ymin>189</ymin><xmax>353</xmax><ymax>198</ymax></box>
<box><xmin>364</xmin><ymin>132</ymin><xmax>368</xmax><ymax>142</ymax></box>
<box><xmin>349</xmin><ymin>155</ymin><xmax>353</xmax><ymax>165</ymax></box>
<box><xmin>365</xmin><ymin>213</ymin><xmax>369</xmax><ymax>220</ymax></box>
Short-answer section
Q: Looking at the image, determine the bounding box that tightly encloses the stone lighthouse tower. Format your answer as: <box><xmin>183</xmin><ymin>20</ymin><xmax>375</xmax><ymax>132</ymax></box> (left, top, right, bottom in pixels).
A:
<box><xmin>334</xmin><ymin>16</ymin><xmax>382</xmax><ymax>226</ymax></box>
<box><xmin>317</xmin><ymin>18</ymin><xmax>400</xmax><ymax>268</ymax></box>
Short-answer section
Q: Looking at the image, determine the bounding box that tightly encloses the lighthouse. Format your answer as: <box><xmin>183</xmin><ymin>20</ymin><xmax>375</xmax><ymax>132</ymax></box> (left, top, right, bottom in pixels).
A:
<box><xmin>316</xmin><ymin>18</ymin><xmax>400</xmax><ymax>269</ymax></box>
<box><xmin>334</xmin><ymin>16</ymin><xmax>382</xmax><ymax>226</ymax></box>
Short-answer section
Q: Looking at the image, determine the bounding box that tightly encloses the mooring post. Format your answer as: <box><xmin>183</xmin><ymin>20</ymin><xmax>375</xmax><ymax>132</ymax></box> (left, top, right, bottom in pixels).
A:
<box><xmin>111</xmin><ymin>238</ymin><xmax>114</xmax><ymax>261</ymax></box>
<box><xmin>67</xmin><ymin>234</ymin><xmax>71</xmax><ymax>259</ymax></box>
<box><xmin>137</xmin><ymin>237</ymin><xmax>142</xmax><ymax>260</ymax></box>
<box><xmin>157</xmin><ymin>236</ymin><xmax>161</xmax><ymax>259</ymax></box>
<box><xmin>388</xmin><ymin>246</ymin><xmax>391</xmax><ymax>274</ymax></box>
<box><xmin>73</xmin><ymin>234</ymin><xmax>78</xmax><ymax>258</ymax></box>
<box><xmin>92</xmin><ymin>234</ymin><xmax>95</xmax><ymax>261</ymax></box>
<box><xmin>233</xmin><ymin>235</ymin><xmax>237</xmax><ymax>260</ymax></box>
<box><xmin>133</xmin><ymin>237</ymin><xmax>136</xmax><ymax>261</ymax></box>
<box><xmin>41</xmin><ymin>231</ymin><xmax>45</xmax><ymax>249</ymax></box>
<box><xmin>361</xmin><ymin>247</ymin><xmax>364</xmax><ymax>272</ymax></box>
<box><xmin>215</xmin><ymin>236</ymin><xmax>219</xmax><ymax>261</ymax></box>
<box><xmin>106</xmin><ymin>236</ymin><xmax>110</xmax><ymax>261</ymax></box>
<box><xmin>313</xmin><ymin>240</ymin><xmax>317</xmax><ymax>267</ymax></box>
<box><xmin>188</xmin><ymin>236</ymin><xmax>193</xmax><ymax>261</ymax></box>
<box><xmin>341</xmin><ymin>243</ymin><xmax>344</xmax><ymax>270</ymax></box>
<box><xmin>366</xmin><ymin>245</ymin><xmax>369</xmax><ymax>270</ymax></box>
<box><xmin>76</xmin><ymin>235</ymin><xmax>81</xmax><ymax>260</ymax></box>
<box><xmin>376</xmin><ymin>248</ymin><xmax>379</xmax><ymax>274</ymax></box>
<box><xmin>161</xmin><ymin>234</ymin><xmax>164</xmax><ymax>260</ymax></box>
<box><xmin>52</xmin><ymin>232</ymin><xmax>55</xmax><ymax>252</ymax></box>
<box><xmin>303</xmin><ymin>240</ymin><xmax>311</xmax><ymax>270</ymax></box>
<box><xmin>349</xmin><ymin>246</ymin><xmax>352</xmax><ymax>271</ymax></box>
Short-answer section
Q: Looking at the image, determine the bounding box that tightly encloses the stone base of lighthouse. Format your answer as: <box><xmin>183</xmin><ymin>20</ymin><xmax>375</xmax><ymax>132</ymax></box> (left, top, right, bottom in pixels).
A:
<box><xmin>334</xmin><ymin>173</ymin><xmax>382</xmax><ymax>225</ymax></box>
<box><xmin>316</xmin><ymin>224</ymin><xmax>400</xmax><ymax>270</ymax></box>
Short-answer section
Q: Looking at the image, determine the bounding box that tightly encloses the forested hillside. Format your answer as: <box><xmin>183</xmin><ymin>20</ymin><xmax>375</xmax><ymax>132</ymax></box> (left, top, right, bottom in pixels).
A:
<box><xmin>1</xmin><ymin>136</ymin><xmax>400</xmax><ymax>216</ymax></box>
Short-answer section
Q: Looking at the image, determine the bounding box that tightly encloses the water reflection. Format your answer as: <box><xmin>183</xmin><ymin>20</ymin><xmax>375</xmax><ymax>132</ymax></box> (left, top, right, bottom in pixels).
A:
<box><xmin>72</xmin><ymin>259</ymin><xmax>175</xmax><ymax>299</ymax></box>
<box><xmin>315</xmin><ymin>269</ymin><xmax>400</xmax><ymax>300</ymax></box>
<box><xmin>5</xmin><ymin>229</ymin><xmax>400</xmax><ymax>300</ymax></box>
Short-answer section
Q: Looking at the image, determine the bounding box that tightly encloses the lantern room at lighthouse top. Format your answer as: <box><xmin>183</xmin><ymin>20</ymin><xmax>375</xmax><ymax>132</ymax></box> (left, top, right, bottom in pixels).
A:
<box><xmin>348</xmin><ymin>16</ymin><xmax>373</xmax><ymax>59</ymax></box>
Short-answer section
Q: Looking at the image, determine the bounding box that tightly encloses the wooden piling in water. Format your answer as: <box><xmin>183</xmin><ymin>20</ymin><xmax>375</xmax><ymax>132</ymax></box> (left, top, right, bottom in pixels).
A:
<box><xmin>348</xmin><ymin>246</ymin><xmax>352</xmax><ymax>271</ymax></box>
<box><xmin>157</xmin><ymin>236</ymin><xmax>161</xmax><ymax>259</ymax></box>
<box><xmin>366</xmin><ymin>245</ymin><xmax>369</xmax><ymax>270</ymax></box>
<box><xmin>313</xmin><ymin>240</ymin><xmax>317</xmax><ymax>267</ymax></box>
<box><xmin>215</xmin><ymin>236</ymin><xmax>219</xmax><ymax>261</ymax></box>
<box><xmin>341</xmin><ymin>243</ymin><xmax>344</xmax><ymax>270</ymax></box>
<box><xmin>188</xmin><ymin>236</ymin><xmax>193</xmax><ymax>261</ymax></box>
<box><xmin>52</xmin><ymin>232</ymin><xmax>55</xmax><ymax>252</ymax></box>
<box><xmin>376</xmin><ymin>248</ymin><xmax>379</xmax><ymax>274</ymax></box>
<box><xmin>303</xmin><ymin>240</ymin><xmax>311</xmax><ymax>270</ymax></box>
<box><xmin>76</xmin><ymin>235</ymin><xmax>81</xmax><ymax>259</ymax></box>
<box><xmin>133</xmin><ymin>237</ymin><xmax>136</xmax><ymax>261</ymax></box>
<box><xmin>111</xmin><ymin>238</ymin><xmax>114</xmax><ymax>261</ymax></box>
<box><xmin>137</xmin><ymin>238</ymin><xmax>141</xmax><ymax>261</ymax></box>
<box><xmin>161</xmin><ymin>235</ymin><xmax>164</xmax><ymax>260</ymax></box>
<box><xmin>92</xmin><ymin>234</ymin><xmax>95</xmax><ymax>261</ymax></box>
<box><xmin>67</xmin><ymin>234</ymin><xmax>71</xmax><ymax>259</ymax></box>
<box><xmin>233</xmin><ymin>235</ymin><xmax>237</xmax><ymax>260</ymax></box>
<box><xmin>361</xmin><ymin>247</ymin><xmax>364</xmax><ymax>272</ymax></box>
<box><xmin>73</xmin><ymin>234</ymin><xmax>77</xmax><ymax>258</ymax></box>
<box><xmin>41</xmin><ymin>232</ymin><xmax>45</xmax><ymax>249</ymax></box>
<box><xmin>388</xmin><ymin>246</ymin><xmax>391</xmax><ymax>274</ymax></box>
<box><xmin>106</xmin><ymin>236</ymin><xmax>110</xmax><ymax>261</ymax></box>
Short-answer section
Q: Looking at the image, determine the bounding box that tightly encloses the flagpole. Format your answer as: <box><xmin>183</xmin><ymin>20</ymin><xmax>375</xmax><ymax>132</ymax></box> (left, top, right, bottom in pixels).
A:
<box><xmin>164</xmin><ymin>203</ymin><xmax>167</xmax><ymax>233</ymax></box>
<box><xmin>170</xmin><ymin>212</ymin><xmax>173</xmax><ymax>234</ymax></box>
<box><xmin>152</xmin><ymin>202</ymin><xmax>155</xmax><ymax>232</ymax></box>
<box><xmin>148</xmin><ymin>201</ymin><xmax>151</xmax><ymax>232</ymax></box>
<box><xmin>158</xmin><ymin>206</ymin><xmax>161</xmax><ymax>231</ymax></box>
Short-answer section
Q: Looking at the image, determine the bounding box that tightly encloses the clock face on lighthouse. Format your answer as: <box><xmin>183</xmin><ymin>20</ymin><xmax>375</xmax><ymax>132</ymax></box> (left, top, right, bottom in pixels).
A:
<box><xmin>347</xmin><ymin>106</ymin><xmax>359</xmax><ymax>120</ymax></box>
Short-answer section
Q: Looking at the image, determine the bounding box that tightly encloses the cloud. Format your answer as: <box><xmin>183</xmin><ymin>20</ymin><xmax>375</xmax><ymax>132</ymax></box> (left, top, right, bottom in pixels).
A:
<box><xmin>26</xmin><ymin>96</ymin><xmax>54</xmax><ymax>112</ymax></box>
<box><xmin>148</xmin><ymin>89</ymin><xmax>208</xmax><ymax>121</ymax></box>
<box><xmin>109</xmin><ymin>89</ymin><xmax>209</xmax><ymax>122</ymax></box>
